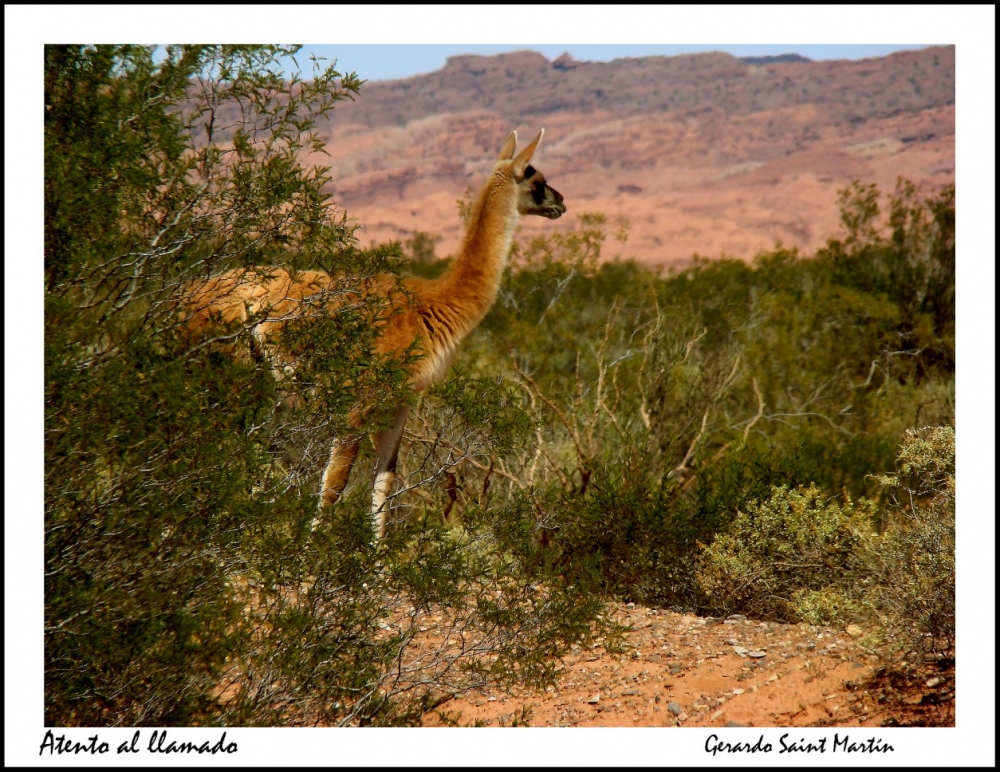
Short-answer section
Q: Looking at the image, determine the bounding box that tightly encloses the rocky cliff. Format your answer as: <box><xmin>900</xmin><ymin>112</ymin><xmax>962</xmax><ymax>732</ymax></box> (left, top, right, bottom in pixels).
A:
<box><xmin>309</xmin><ymin>47</ymin><xmax>955</xmax><ymax>265</ymax></box>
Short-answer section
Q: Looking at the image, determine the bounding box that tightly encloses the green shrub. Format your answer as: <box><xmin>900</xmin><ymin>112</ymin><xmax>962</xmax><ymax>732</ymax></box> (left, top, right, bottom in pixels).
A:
<box><xmin>693</xmin><ymin>426</ymin><xmax>954</xmax><ymax>647</ymax></box>
<box><xmin>45</xmin><ymin>44</ymin><xmax>379</xmax><ymax>725</ymax></box>
<box><xmin>696</xmin><ymin>484</ymin><xmax>876</xmax><ymax>621</ymax></box>
<box><xmin>46</xmin><ymin>44</ymin><xmax>955</xmax><ymax>724</ymax></box>
<box><xmin>44</xmin><ymin>45</ymin><xmax>607</xmax><ymax>727</ymax></box>
<box><xmin>863</xmin><ymin>426</ymin><xmax>955</xmax><ymax>657</ymax></box>
<box><xmin>447</xmin><ymin>182</ymin><xmax>954</xmax><ymax>611</ymax></box>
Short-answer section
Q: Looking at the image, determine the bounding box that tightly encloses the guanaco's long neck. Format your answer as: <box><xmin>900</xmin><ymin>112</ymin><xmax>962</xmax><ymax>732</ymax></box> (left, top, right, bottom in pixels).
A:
<box><xmin>433</xmin><ymin>172</ymin><xmax>518</xmax><ymax>332</ymax></box>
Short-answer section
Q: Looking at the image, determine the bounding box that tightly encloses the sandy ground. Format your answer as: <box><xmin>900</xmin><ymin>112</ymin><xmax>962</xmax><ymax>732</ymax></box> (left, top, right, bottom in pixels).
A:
<box><xmin>420</xmin><ymin>600</ymin><xmax>954</xmax><ymax>728</ymax></box>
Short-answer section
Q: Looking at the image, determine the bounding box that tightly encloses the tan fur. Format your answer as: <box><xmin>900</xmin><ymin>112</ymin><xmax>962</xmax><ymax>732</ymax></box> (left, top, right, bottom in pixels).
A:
<box><xmin>181</xmin><ymin>130</ymin><xmax>565</xmax><ymax>539</ymax></box>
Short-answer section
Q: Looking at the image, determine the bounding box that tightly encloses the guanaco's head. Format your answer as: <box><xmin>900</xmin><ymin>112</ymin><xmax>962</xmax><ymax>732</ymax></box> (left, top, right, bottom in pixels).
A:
<box><xmin>497</xmin><ymin>129</ymin><xmax>566</xmax><ymax>220</ymax></box>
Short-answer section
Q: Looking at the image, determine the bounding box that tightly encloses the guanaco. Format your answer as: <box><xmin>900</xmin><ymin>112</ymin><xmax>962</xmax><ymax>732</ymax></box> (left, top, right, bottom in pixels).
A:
<box><xmin>182</xmin><ymin>129</ymin><xmax>565</xmax><ymax>539</ymax></box>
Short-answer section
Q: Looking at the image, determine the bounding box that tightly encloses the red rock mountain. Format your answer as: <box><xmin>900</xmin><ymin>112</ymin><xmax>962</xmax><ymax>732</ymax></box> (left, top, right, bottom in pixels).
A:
<box><xmin>306</xmin><ymin>47</ymin><xmax>954</xmax><ymax>266</ymax></box>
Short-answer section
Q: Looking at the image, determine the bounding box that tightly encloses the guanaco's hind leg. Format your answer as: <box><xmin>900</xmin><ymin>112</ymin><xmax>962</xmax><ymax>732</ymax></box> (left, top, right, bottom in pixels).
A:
<box><xmin>370</xmin><ymin>404</ymin><xmax>411</xmax><ymax>540</ymax></box>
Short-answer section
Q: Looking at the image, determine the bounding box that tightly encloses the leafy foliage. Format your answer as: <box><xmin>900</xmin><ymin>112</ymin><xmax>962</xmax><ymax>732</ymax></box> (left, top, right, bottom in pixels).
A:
<box><xmin>44</xmin><ymin>45</ymin><xmax>605</xmax><ymax>728</ymax></box>
<box><xmin>45</xmin><ymin>43</ymin><xmax>380</xmax><ymax>726</ymax></box>
<box><xmin>45</xmin><ymin>44</ymin><xmax>955</xmax><ymax>726</ymax></box>
<box><xmin>407</xmin><ymin>181</ymin><xmax>954</xmax><ymax>620</ymax></box>
<box><xmin>863</xmin><ymin>426</ymin><xmax>956</xmax><ymax>657</ymax></box>
<box><xmin>694</xmin><ymin>427</ymin><xmax>955</xmax><ymax>658</ymax></box>
<box><xmin>696</xmin><ymin>484</ymin><xmax>876</xmax><ymax>621</ymax></box>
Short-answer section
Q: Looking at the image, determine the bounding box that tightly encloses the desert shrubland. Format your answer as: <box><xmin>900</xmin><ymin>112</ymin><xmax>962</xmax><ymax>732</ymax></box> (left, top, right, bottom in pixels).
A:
<box><xmin>45</xmin><ymin>45</ymin><xmax>954</xmax><ymax>726</ymax></box>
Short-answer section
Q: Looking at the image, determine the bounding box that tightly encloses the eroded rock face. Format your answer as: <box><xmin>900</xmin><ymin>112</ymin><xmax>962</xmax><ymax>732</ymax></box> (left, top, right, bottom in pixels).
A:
<box><xmin>313</xmin><ymin>47</ymin><xmax>954</xmax><ymax>266</ymax></box>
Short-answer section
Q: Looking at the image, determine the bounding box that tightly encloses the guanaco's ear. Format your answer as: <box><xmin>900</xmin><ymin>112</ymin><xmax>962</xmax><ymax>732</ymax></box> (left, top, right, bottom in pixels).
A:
<box><xmin>497</xmin><ymin>131</ymin><xmax>517</xmax><ymax>163</ymax></box>
<box><xmin>512</xmin><ymin>128</ymin><xmax>544</xmax><ymax>178</ymax></box>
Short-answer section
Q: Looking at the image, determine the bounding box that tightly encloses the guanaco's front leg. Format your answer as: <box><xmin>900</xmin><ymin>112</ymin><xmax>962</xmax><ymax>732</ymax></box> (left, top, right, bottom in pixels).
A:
<box><xmin>369</xmin><ymin>403</ymin><xmax>411</xmax><ymax>540</ymax></box>
<box><xmin>314</xmin><ymin>434</ymin><xmax>361</xmax><ymax>532</ymax></box>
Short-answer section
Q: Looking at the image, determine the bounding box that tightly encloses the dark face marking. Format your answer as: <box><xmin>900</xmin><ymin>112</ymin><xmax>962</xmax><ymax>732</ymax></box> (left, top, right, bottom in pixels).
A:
<box><xmin>516</xmin><ymin>163</ymin><xmax>566</xmax><ymax>219</ymax></box>
<box><xmin>530</xmin><ymin>179</ymin><xmax>547</xmax><ymax>205</ymax></box>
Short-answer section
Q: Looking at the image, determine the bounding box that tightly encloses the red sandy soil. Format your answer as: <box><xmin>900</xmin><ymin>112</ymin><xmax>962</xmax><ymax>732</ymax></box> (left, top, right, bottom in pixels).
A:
<box><xmin>420</xmin><ymin>600</ymin><xmax>955</xmax><ymax>728</ymax></box>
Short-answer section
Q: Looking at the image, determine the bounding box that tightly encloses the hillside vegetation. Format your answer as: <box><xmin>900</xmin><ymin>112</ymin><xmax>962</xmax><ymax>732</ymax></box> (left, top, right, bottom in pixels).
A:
<box><xmin>44</xmin><ymin>45</ymin><xmax>954</xmax><ymax>727</ymax></box>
